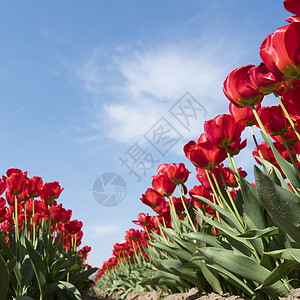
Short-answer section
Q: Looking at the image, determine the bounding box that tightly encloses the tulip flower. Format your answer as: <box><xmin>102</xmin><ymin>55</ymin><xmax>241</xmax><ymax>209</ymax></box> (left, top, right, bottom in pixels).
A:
<box><xmin>281</xmin><ymin>87</ymin><xmax>300</xmax><ymax>120</ymax></box>
<box><xmin>284</xmin><ymin>0</ymin><xmax>300</xmax><ymax>16</ymax></box>
<box><xmin>152</xmin><ymin>174</ymin><xmax>177</xmax><ymax>197</ymax></box>
<box><xmin>260</xmin><ymin>23</ymin><xmax>300</xmax><ymax>82</ymax></box>
<box><xmin>39</xmin><ymin>181</ymin><xmax>64</xmax><ymax>203</ymax></box>
<box><xmin>229</xmin><ymin>103</ymin><xmax>261</xmax><ymax>126</ymax></box>
<box><xmin>204</xmin><ymin>114</ymin><xmax>246</xmax><ymax>147</ymax></box>
<box><xmin>64</xmin><ymin>219</ymin><xmax>83</xmax><ymax>234</ymax></box>
<box><xmin>140</xmin><ymin>188</ymin><xmax>166</xmax><ymax>213</ymax></box>
<box><xmin>227</xmin><ymin>138</ymin><xmax>247</xmax><ymax>156</ymax></box>
<box><xmin>223</xmin><ymin>65</ymin><xmax>264</xmax><ymax>108</ymax></box>
<box><xmin>166</xmin><ymin>163</ymin><xmax>190</xmax><ymax>184</ymax></box>
<box><xmin>248</xmin><ymin>63</ymin><xmax>282</xmax><ymax>94</ymax></box>
<box><xmin>258</xmin><ymin>106</ymin><xmax>290</xmax><ymax>136</ymax></box>
<box><xmin>27</xmin><ymin>176</ymin><xmax>43</xmax><ymax>198</ymax></box>
<box><xmin>6</xmin><ymin>173</ymin><xmax>29</xmax><ymax>196</ymax></box>
<box><xmin>184</xmin><ymin>140</ymin><xmax>227</xmax><ymax>170</ymax></box>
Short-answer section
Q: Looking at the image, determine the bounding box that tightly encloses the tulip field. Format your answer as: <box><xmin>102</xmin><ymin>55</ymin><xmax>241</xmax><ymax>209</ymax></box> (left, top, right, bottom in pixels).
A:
<box><xmin>93</xmin><ymin>0</ymin><xmax>300</xmax><ymax>299</ymax></box>
<box><xmin>3</xmin><ymin>0</ymin><xmax>300</xmax><ymax>300</ymax></box>
<box><xmin>0</xmin><ymin>169</ymin><xmax>97</xmax><ymax>299</ymax></box>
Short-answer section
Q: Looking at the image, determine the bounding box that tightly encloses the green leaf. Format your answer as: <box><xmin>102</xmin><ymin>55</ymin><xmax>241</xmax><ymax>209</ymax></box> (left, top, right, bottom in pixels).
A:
<box><xmin>261</xmin><ymin>131</ymin><xmax>300</xmax><ymax>189</ymax></box>
<box><xmin>16</xmin><ymin>296</ymin><xmax>35</xmax><ymax>300</ymax></box>
<box><xmin>264</xmin><ymin>248</ymin><xmax>300</xmax><ymax>263</ymax></box>
<box><xmin>238</xmin><ymin>226</ymin><xmax>278</xmax><ymax>239</ymax></box>
<box><xmin>254</xmin><ymin>165</ymin><xmax>300</xmax><ymax>245</ymax></box>
<box><xmin>197</xmin><ymin>247</ymin><xmax>289</xmax><ymax>297</ymax></box>
<box><xmin>25</xmin><ymin>238</ymin><xmax>47</xmax><ymax>298</ymax></box>
<box><xmin>256</xmin><ymin>156</ymin><xmax>289</xmax><ymax>190</ymax></box>
<box><xmin>45</xmin><ymin>281</ymin><xmax>82</xmax><ymax>300</ymax></box>
<box><xmin>0</xmin><ymin>253</ymin><xmax>9</xmax><ymax>300</ymax></box>
<box><xmin>183</xmin><ymin>232</ymin><xmax>231</xmax><ymax>249</ymax></box>
<box><xmin>256</xmin><ymin>260</ymin><xmax>295</xmax><ymax>290</ymax></box>
<box><xmin>238</xmin><ymin>173</ymin><xmax>265</xmax><ymax>229</ymax></box>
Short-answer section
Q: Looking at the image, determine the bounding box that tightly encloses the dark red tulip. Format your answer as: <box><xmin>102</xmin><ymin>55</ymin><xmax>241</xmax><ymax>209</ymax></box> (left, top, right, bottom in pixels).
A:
<box><xmin>284</xmin><ymin>0</ymin><xmax>300</xmax><ymax>16</ymax></box>
<box><xmin>39</xmin><ymin>181</ymin><xmax>64</xmax><ymax>203</ymax></box>
<box><xmin>6</xmin><ymin>168</ymin><xmax>27</xmax><ymax>177</ymax></box>
<box><xmin>227</xmin><ymin>138</ymin><xmax>247</xmax><ymax>156</ymax></box>
<box><xmin>204</xmin><ymin>114</ymin><xmax>246</xmax><ymax>147</ymax></box>
<box><xmin>248</xmin><ymin>63</ymin><xmax>282</xmax><ymax>94</ymax></box>
<box><xmin>0</xmin><ymin>178</ymin><xmax>6</xmax><ymax>196</ymax></box>
<box><xmin>276</xmin><ymin>78</ymin><xmax>300</xmax><ymax>95</ymax></box>
<box><xmin>281</xmin><ymin>87</ymin><xmax>300</xmax><ymax>120</ymax></box>
<box><xmin>272</xmin><ymin>120</ymin><xmax>300</xmax><ymax>145</ymax></box>
<box><xmin>223</xmin><ymin>65</ymin><xmax>264</xmax><ymax>108</ymax></box>
<box><xmin>64</xmin><ymin>219</ymin><xmax>83</xmax><ymax>234</ymax></box>
<box><xmin>258</xmin><ymin>106</ymin><xmax>290</xmax><ymax>136</ymax></box>
<box><xmin>152</xmin><ymin>174</ymin><xmax>176</xmax><ymax>197</ymax></box>
<box><xmin>260</xmin><ymin>23</ymin><xmax>300</xmax><ymax>82</ymax></box>
<box><xmin>184</xmin><ymin>140</ymin><xmax>227</xmax><ymax>170</ymax></box>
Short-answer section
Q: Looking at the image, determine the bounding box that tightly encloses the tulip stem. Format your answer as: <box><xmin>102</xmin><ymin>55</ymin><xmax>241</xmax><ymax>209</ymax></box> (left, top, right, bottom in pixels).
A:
<box><xmin>280</xmin><ymin>134</ymin><xmax>298</xmax><ymax>169</ymax></box>
<box><xmin>14</xmin><ymin>195</ymin><xmax>19</xmax><ymax>247</ymax></box>
<box><xmin>224</xmin><ymin>146</ymin><xmax>239</xmax><ymax>175</ymax></box>
<box><xmin>211</xmin><ymin>170</ymin><xmax>243</xmax><ymax>230</ymax></box>
<box><xmin>168</xmin><ymin>196</ymin><xmax>183</xmax><ymax>237</ymax></box>
<box><xmin>250</xmin><ymin>104</ymin><xmax>271</xmax><ymax>141</ymax></box>
<box><xmin>177</xmin><ymin>185</ymin><xmax>196</xmax><ymax>232</ymax></box>
<box><xmin>32</xmin><ymin>199</ymin><xmax>36</xmax><ymax>247</ymax></box>
<box><xmin>273</xmin><ymin>91</ymin><xmax>300</xmax><ymax>142</ymax></box>
<box><xmin>250</xmin><ymin>126</ymin><xmax>263</xmax><ymax>158</ymax></box>
<box><xmin>292</xmin><ymin>145</ymin><xmax>300</xmax><ymax>163</ymax></box>
<box><xmin>155</xmin><ymin>213</ymin><xmax>170</xmax><ymax>244</ymax></box>
<box><xmin>217</xmin><ymin>166</ymin><xmax>243</xmax><ymax>228</ymax></box>
<box><xmin>204</xmin><ymin>170</ymin><xmax>222</xmax><ymax>207</ymax></box>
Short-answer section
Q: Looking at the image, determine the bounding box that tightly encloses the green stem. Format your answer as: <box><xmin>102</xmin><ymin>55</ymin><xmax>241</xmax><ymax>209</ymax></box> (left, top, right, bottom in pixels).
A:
<box><xmin>280</xmin><ymin>134</ymin><xmax>297</xmax><ymax>169</ymax></box>
<box><xmin>274</xmin><ymin>91</ymin><xmax>300</xmax><ymax>142</ymax></box>
<box><xmin>177</xmin><ymin>185</ymin><xmax>196</xmax><ymax>232</ymax></box>
<box><xmin>14</xmin><ymin>195</ymin><xmax>19</xmax><ymax>246</ymax></box>
<box><xmin>250</xmin><ymin>104</ymin><xmax>271</xmax><ymax>141</ymax></box>
<box><xmin>168</xmin><ymin>196</ymin><xmax>183</xmax><ymax>237</ymax></box>
<box><xmin>250</xmin><ymin>126</ymin><xmax>263</xmax><ymax>158</ymax></box>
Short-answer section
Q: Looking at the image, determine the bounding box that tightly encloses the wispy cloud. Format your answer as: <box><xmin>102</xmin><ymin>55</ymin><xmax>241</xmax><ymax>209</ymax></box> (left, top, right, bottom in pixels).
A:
<box><xmin>70</xmin><ymin>31</ymin><xmax>247</xmax><ymax>148</ymax></box>
<box><xmin>87</xmin><ymin>224</ymin><xmax>123</xmax><ymax>237</ymax></box>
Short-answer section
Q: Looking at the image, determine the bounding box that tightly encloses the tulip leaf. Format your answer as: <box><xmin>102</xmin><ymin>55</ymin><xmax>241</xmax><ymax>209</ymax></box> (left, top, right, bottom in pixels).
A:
<box><xmin>237</xmin><ymin>173</ymin><xmax>265</xmax><ymax>229</ymax></box>
<box><xmin>196</xmin><ymin>247</ymin><xmax>289</xmax><ymax>296</ymax></box>
<box><xmin>256</xmin><ymin>260</ymin><xmax>296</xmax><ymax>290</ymax></box>
<box><xmin>264</xmin><ymin>248</ymin><xmax>300</xmax><ymax>263</ymax></box>
<box><xmin>25</xmin><ymin>239</ymin><xmax>47</xmax><ymax>297</ymax></box>
<box><xmin>254</xmin><ymin>165</ymin><xmax>300</xmax><ymax>245</ymax></box>
<box><xmin>0</xmin><ymin>253</ymin><xmax>9</xmax><ymax>300</ymax></box>
<box><xmin>261</xmin><ymin>131</ymin><xmax>300</xmax><ymax>188</ymax></box>
<box><xmin>45</xmin><ymin>281</ymin><xmax>82</xmax><ymax>300</ymax></box>
<box><xmin>193</xmin><ymin>195</ymin><xmax>242</xmax><ymax>231</ymax></box>
<box><xmin>16</xmin><ymin>297</ymin><xmax>35</xmax><ymax>300</ymax></box>
<box><xmin>183</xmin><ymin>232</ymin><xmax>231</xmax><ymax>249</ymax></box>
<box><xmin>238</xmin><ymin>226</ymin><xmax>278</xmax><ymax>239</ymax></box>
<box><xmin>204</xmin><ymin>261</ymin><xmax>255</xmax><ymax>297</ymax></box>
<box><xmin>256</xmin><ymin>156</ymin><xmax>289</xmax><ymax>190</ymax></box>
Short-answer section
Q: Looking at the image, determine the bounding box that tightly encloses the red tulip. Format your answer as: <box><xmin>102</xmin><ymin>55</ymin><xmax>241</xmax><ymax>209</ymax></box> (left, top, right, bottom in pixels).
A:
<box><xmin>6</xmin><ymin>173</ymin><xmax>29</xmax><ymax>196</ymax></box>
<box><xmin>281</xmin><ymin>87</ymin><xmax>300</xmax><ymax>120</ymax></box>
<box><xmin>284</xmin><ymin>0</ymin><xmax>300</xmax><ymax>16</ymax></box>
<box><xmin>227</xmin><ymin>138</ymin><xmax>247</xmax><ymax>156</ymax></box>
<box><xmin>140</xmin><ymin>188</ymin><xmax>166</xmax><ymax>212</ymax></box>
<box><xmin>64</xmin><ymin>219</ymin><xmax>83</xmax><ymax>234</ymax></box>
<box><xmin>258</xmin><ymin>106</ymin><xmax>290</xmax><ymax>136</ymax></box>
<box><xmin>184</xmin><ymin>140</ymin><xmax>227</xmax><ymax>170</ymax></box>
<box><xmin>276</xmin><ymin>79</ymin><xmax>300</xmax><ymax>95</ymax></box>
<box><xmin>272</xmin><ymin>120</ymin><xmax>300</xmax><ymax>145</ymax></box>
<box><xmin>223</xmin><ymin>65</ymin><xmax>264</xmax><ymax>108</ymax></box>
<box><xmin>27</xmin><ymin>176</ymin><xmax>43</xmax><ymax>198</ymax></box>
<box><xmin>260</xmin><ymin>23</ymin><xmax>300</xmax><ymax>82</ymax></box>
<box><xmin>39</xmin><ymin>181</ymin><xmax>64</xmax><ymax>203</ymax></box>
<box><xmin>152</xmin><ymin>174</ymin><xmax>176</xmax><ymax>197</ymax></box>
<box><xmin>204</xmin><ymin>114</ymin><xmax>246</xmax><ymax>147</ymax></box>
<box><xmin>166</xmin><ymin>163</ymin><xmax>190</xmax><ymax>184</ymax></box>
<box><xmin>229</xmin><ymin>103</ymin><xmax>261</xmax><ymax>127</ymax></box>
<box><xmin>6</xmin><ymin>168</ymin><xmax>27</xmax><ymax>177</ymax></box>
<box><xmin>248</xmin><ymin>63</ymin><xmax>282</xmax><ymax>94</ymax></box>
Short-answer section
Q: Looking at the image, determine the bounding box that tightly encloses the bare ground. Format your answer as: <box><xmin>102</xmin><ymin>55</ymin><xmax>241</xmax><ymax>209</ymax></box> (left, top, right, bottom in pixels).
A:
<box><xmin>82</xmin><ymin>288</ymin><xmax>300</xmax><ymax>300</ymax></box>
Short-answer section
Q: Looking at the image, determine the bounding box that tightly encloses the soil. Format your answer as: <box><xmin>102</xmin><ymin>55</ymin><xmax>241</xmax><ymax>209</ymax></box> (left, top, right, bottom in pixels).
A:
<box><xmin>82</xmin><ymin>287</ymin><xmax>300</xmax><ymax>300</ymax></box>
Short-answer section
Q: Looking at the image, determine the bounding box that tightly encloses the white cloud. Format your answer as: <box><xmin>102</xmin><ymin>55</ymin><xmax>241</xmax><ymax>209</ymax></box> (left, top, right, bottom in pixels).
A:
<box><xmin>71</xmin><ymin>34</ymin><xmax>247</xmax><ymax>148</ymax></box>
<box><xmin>87</xmin><ymin>224</ymin><xmax>123</xmax><ymax>237</ymax></box>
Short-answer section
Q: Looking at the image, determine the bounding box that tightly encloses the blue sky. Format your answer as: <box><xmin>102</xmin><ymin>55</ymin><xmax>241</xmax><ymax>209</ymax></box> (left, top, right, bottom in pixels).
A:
<box><xmin>0</xmin><ymin>1</ymin><xmax>289</xmax><ymax>268</ymax></box>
